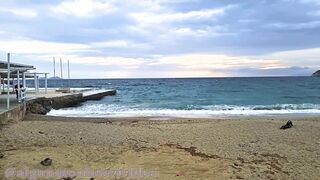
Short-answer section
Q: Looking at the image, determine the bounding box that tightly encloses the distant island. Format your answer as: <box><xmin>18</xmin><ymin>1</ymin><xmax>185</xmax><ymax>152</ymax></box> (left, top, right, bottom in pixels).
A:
<box><xmin>49</xmin><ymin>76</ymin><xmax>62</xmax><ymax>79</ymax></box>
<box><xmin>312</xmin><ymin>70</ymin><xmax>320</xmax><ymax>77</ymax></box>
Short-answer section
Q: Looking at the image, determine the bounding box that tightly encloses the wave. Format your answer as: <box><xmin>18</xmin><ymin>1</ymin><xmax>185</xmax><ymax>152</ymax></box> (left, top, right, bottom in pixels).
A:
<box><xmin>47</xmin><ymin>103</ymin><xmax>320</xmax><ymax>118</ymax></box>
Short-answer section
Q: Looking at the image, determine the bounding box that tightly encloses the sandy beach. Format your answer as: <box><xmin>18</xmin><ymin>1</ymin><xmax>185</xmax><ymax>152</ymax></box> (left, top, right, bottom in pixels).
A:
<box><xmin>0</xmin><ymin>114</ymin><xmax>319</xmax><ymax>179</ymax></box>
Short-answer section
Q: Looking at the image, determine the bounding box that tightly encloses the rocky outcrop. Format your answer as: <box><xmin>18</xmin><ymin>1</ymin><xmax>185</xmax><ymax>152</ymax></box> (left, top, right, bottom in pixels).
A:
<box><xmin>312</xmin><ymin>70</ymin><xmax>320</xmax><ymax>77</ymax></box>
<box><xmin>26</xmin><ymin>97</ymin><xmax>52</xmax><ymax>115</ymax></box>
<box><xmin>26</xmin><ymin>94</ymin><xmax>83</xmax><ymax>115</ymax></box>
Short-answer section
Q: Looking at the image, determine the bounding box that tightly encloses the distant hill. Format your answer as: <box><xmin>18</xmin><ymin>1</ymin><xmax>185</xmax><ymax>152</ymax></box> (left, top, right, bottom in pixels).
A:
<box><xmin>312</xmin><ymin>70</ymin><xmax>320</xmax><ymax>77</ymax></box>
<box><xmin>49</xmin><ymin>76</ymin><xmax>62</xmax><ymax>79</ymax></box>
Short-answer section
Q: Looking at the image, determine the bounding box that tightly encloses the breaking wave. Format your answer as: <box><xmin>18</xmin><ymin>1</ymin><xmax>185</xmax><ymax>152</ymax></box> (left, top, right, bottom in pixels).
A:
<box><xmin>47</xmin><ymin>103</ymin><xmax>320</xmax><ymax>118</ymax></box>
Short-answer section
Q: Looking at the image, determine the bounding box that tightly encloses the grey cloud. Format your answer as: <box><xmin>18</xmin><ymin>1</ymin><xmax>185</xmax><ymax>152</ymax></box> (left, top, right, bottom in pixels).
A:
<box><xmin>0</xmin><ymin>0</ymin><xmax>319</xmax><ymax>77</ymax></box>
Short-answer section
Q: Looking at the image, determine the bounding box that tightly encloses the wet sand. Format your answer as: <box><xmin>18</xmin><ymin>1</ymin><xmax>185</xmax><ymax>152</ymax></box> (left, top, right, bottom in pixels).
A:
<box><xmin>0</xmin><ymin>114</ymin><xmax>319</xmax><ymax>179</ymax></box>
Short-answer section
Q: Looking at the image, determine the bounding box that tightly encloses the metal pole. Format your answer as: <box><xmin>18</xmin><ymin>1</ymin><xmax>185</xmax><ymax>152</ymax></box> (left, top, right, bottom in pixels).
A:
<box><xmin>45</xmin><ymin>73</ymin><xmax>48</xmax><ymax>94</ymax></box>
<box><xmin>53</xmin><ymin>57</ymin><xmax>56</xmax><ymax>78</ymax></box>
<box><xmin>0</xmin><ymin>75</ymin><xmax>2</xmax><ymax>94</ymax></box>
<box><xmin>23</xmin><ymin>72</ymin><xmax>26</xmax><ymax>88</ymax></box>
<box><xmin>7</xmin><ymin>53</ymin><xmax>10</xmax><ymax>109</ymax></box>
<box><xmin>37</xmin><ymin>75</ymin><xmax>39</xmax><ymax>93</ymax></box>
<box><xmin>68</xmin><ymin>60</ymin><xmax>70</xmax><ymax>79</ymax></box>
<box><xmin>22</xmin><ymin>72</ymin><xmax>26</xmax><ymax>100</ymax></box>
<box><xmin>2</xmin><ymin>75</ymin><xmax>4</xmax><ymax>92</ymax></box>
<box><xmin>68</xmin><ymin>60</ymin><xmax>70</xmax><ymax>92</ymax></box>
<box><xmin>60</xmin><ymin>58</ymin><xmax>63</xmax><ymax>79</ymax></box>
<box><xmin>34</xmin><ymin>73</ymin><xmax>37</xmax><ymax>95</ymax></box>
<box><xmin>17</xmin><ymin>70</ymin><xmax>20</xmax><ymax>102</ymax></box>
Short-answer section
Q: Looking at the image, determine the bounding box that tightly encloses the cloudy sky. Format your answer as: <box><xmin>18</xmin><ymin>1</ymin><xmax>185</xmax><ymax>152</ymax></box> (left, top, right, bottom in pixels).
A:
<box><xmin>0</xmin><ymin>0</ymin><xmax>319</xmax><ymax>78</ymax></box>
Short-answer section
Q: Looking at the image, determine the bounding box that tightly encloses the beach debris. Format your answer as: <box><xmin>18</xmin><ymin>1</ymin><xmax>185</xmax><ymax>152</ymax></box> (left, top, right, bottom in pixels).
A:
<box><xmin>176</xmin><ymin>171</ymin><xmax>185</xmax><ymax>176</ymax></box>
<box><xmin>38</xmin><ymin>131</ymin><xmax>45</xmax><ymax>134</ymax></box>
<box><xmin>0</xmin><ymin>152</ymin><xmax>4</xmax><ymax>158</ymax></box>
<box><xmin>40</xmin><ymin>158</ymin><xmax>52</xmax><ymax>166</ymax></box>
<box><xmin>165</xmin><ymin>143</ymin><xmax>220</xmax><ymax>159</ymax></box>
<box><xmin>62</xmin><ymin>176</ymin><xmax>76</xmax><ymax>180</ymax></box>
<box><xmin>280</xmin><ymin>120</ymin><xmax>293</xmax><ymax>129</ymax></box>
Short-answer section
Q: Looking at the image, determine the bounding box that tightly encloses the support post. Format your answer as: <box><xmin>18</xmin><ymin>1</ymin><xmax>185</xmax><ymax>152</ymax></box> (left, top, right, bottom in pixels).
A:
<box><xmin>0</xmin><ymin>75</ymin><xmax>2</xmax><ymax>94</ymax></box>
<box><xmin>22</xmin><ymin>72</ymin><xmax>26</xmax><ymax>100</ymax></box>
<box><xmin>60</xmin><ymin>58</ymin><xmax>63</xmax><ymax>79</ymax></box>
<box><xmin>37</xmin><ymin>75</ymin><xmax>39</xmax><ymax>93</ymax></box>
<box><xmin>45</xmin><ymin>73</ymin><xmax>48</xmax><ymax>94</ymax></box>
<box><xmin>7</xmin><ymin>53</ymin><xmax>10</xmax><ymax>109</ymax></box>
<box><xmin>17</xmin><ymin>70</ymin><xmax>20</xmax><ymax>102</ymax></box>
<box><xmin>23</xmin><ymin>72</ymin><xmax>26</xmax><ymax>88</ymax></box>
<box><xmin>53</xmin><ymin>57</ymin><xmax>56</xmax><ymax>78</ymax></box>
<box><xmin>2</xmin><ymin>75</ymin><xmax>4</xmax><ymax>92</ymax></box>
<box><xmin>12</xmin><ymin>77</ymin><xmax>14</xmax><ymax>92</ymax></box>
<box><xmin>68</xmin><ymin>60</ymin><xmax>70</xmax><ymax>79</ymax></box>
<box><xmin>68</xmin><ymin>60</ymin><xmax>70</xmax><ymax>92</ymax></box>
<box><xmin>34</xmin><ymin>73</ymin><xmax>37</xmax><ymax>95</ymax></box>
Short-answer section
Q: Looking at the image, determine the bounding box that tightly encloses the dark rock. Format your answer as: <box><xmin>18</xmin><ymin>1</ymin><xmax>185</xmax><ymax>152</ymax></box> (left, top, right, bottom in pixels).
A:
<box><xmin>31</xmin><ymin>104</ymin><xmax>47</xmax><ymax>114</ymax></box>
<box><xmin>26</xmin><ymin>97</ymin><xmax>52</xmax><ymax>115</ymax></box>
<box><xmin>0</xmin><ymin>152</ymin><xmax>4</xmax><ymax>158</ymax></box>
<box><xmin>312</xmin><ymin>70</ymin><xmax>320</xmax><ymax>77</ymax></box>
<box><xmin>280</xmin><ymin>120</ymin><xmax>293</xmax><ymax>129</ymax></box>
<box><xmin>62</xmin><ymin>176</ymin><xmax>76</xmax><ymax>180</ymax></box>
<box><xmin>176</xmin><ymin>171</ymin><xmax>185</xmax><ymax>176</ymax></box>
<box><xmin>40</xmin><ymin>158</ymin><xmax>52</xmax><ymax>166</ymax></box>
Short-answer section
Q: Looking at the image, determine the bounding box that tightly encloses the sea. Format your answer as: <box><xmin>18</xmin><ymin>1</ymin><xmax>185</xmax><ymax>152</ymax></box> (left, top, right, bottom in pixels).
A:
<box><xmin>31</xmin><ymin>77</ymin><xmax>320</xmax><ymax>118</ymax></box>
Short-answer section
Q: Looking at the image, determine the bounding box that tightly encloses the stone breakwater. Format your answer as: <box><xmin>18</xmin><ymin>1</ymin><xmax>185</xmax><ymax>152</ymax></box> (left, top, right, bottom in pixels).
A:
<box><xmin>0</xmin><ymin>90</ymin><xmax>116</xmax><ymax>125</ymax></box>
<box><xmin>26</xmin><ymin>93</ymin><xmax>83</xmax><ymax>115</ymax></box>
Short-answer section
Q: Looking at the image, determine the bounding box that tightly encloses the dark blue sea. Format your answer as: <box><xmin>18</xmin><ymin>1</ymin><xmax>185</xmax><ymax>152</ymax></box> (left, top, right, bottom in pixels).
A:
<box><xmin>33</xmin><ymin>77</ymin><xmax>320</xmax><ymax>117</ymax></box>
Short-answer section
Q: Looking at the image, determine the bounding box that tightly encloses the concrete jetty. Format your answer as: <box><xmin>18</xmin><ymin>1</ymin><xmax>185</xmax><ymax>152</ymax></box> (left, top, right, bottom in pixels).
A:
<box><xmin>0</xmin><ymin>89</ymin><xmax>116</xmax><ymax>125</ymax></box>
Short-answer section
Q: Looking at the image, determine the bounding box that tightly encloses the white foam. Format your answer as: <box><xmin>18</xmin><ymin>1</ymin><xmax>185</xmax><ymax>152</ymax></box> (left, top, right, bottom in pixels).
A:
<box><xmin>47</xmin><ymin>103</ymin><xmax>320</xmax><ymax>118</ymax></box>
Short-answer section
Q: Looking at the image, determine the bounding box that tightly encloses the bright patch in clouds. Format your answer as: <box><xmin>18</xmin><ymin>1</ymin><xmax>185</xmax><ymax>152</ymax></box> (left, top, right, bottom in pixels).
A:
<box><xmin>51</xmin><ymin>0</ymin><xmax>114</xmax><ymax>17</ymax></box>
<box><xmin>0</xmin><ymin>0</ymin><xmax>319</xmax><ymax>78</ymax></box>
<box><xmin>0</xmin><ymin>39</ymin><xmax>90</xmax><ymax>54</ymax></box>
<box><xmin>0</xmin><ymin>7</ymin><xmax>37</xmax><ymax>18</ymax></box>
<box><xmin>130</xmin><ymin>5</ymin><xmax>235</xmax><ymax>27</ymax></box>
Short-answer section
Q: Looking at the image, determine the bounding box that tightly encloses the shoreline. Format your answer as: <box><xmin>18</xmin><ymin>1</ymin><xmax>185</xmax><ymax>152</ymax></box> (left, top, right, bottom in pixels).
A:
<box><xmin>1</xmin><ymin>114</ymin><xmax>319</xmax><ymax>179</ymax></box>
<box><xmin>24</xmin><ymin>113</ymin><xmax>320</xmax><ymax>123</ymax></box>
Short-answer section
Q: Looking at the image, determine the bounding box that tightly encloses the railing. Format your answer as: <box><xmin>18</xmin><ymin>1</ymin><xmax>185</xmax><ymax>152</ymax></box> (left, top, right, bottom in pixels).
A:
<box><xmin>18</xmin><ymin>88</ymin><xmax>27</xmax><ymax>102</ymax></box>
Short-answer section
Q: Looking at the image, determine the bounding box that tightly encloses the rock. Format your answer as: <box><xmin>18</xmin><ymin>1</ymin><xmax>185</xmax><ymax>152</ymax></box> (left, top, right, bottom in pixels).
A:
<box><xmin>176</xmin><ymin>171</ymin><xmax>185</xmax><ymax>176</ymax></box>
<box><xmin>312</xmin><ymin>70</ymin><xmax>320</xmax><ymax>77</ymax></box>
<box><xmin>62</xmin><ymin>176</ymin><xmax>76</xmax><ymax>180</ymax></box>
<box><xmin>280</xmin><ymin>120</ymin><xmax>293</xmax><ymax>129</ymax></box>
<box><xmin>38</xmin><ymin>131</ymin><xmax>44</xmax><ymax>134</ymax></box>
<box><xmin>31</xmin><ymin>104</ymin><xmax>47</xmax><ymax>114</ymax></box>
<box><xmin>26</xmin><ymin>98</ymin><xmax>52</xmax><ymax>115</ymax></box>
<box><xmin>0</xmin><ymin>152</ymin><xmax>4</xmax><ymax>158</ymax></box>
<box><xmin>40</xmin><ymin>158</ymin><xmax>52</xmax><ymax>166</ymax></box>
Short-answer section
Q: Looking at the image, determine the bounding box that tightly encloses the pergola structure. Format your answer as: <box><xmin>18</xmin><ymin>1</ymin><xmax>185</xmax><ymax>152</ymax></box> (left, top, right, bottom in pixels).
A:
<box><xmin>0</xmin><ymin>53</ymin><xmax>49</xmax><ymax>109</ymax></box>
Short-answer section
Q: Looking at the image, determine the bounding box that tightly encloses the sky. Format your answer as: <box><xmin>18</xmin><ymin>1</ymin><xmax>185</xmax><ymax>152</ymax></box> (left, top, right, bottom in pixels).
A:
<box><xmin>0</xmin><ymin>0</ymin><xmax>319</xmax><ymax>78</ymax></box>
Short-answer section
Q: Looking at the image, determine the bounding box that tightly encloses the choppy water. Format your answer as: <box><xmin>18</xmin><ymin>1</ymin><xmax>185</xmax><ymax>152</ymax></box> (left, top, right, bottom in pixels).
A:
<box><xmin>38</xmin><ymin>77</ymin><xmax>320</xmax><ymax>117</ymax></box>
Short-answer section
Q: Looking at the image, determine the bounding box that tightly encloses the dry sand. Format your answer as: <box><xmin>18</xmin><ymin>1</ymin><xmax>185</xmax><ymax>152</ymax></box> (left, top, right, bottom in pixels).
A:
<box><xmin>0</xmin><ymin>114</ymin><xmax>319</xmax><ymax>179</ymax></box>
